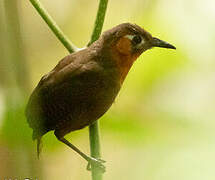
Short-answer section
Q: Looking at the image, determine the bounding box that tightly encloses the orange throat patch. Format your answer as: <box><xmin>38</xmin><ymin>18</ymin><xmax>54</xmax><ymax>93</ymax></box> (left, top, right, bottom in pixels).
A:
<box><xmin>112</xmin><ymin>37</ymin><xmax>140</xmax><ymax>85</ymax></box>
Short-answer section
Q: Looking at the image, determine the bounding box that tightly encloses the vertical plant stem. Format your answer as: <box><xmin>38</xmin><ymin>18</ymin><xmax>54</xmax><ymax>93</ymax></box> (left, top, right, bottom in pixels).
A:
<box><xmin>29</xmin><ymin>0</ymin><xmax>78</xmax><ymax>53</ymax></box>
<box><xmin>89</xmin><ymin>121</ymin><xmax>102</xmax><ymax>179</ymax></box>
<box><xmin>88</xmin><ymin>0</ymin><xmax>109</xmax><ymax>46</ymax></box>
<box><xmin>88</xmin><ymin>1</ymin><xmax>109</xmax><ymax>180</ymax></box>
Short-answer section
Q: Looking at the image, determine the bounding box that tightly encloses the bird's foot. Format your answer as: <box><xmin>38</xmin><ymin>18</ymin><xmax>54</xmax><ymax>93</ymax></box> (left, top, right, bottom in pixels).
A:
<box><xmin>86</xmin><ymin>157</ymin><xmax>106</xmax><ymax>173</ymax></box>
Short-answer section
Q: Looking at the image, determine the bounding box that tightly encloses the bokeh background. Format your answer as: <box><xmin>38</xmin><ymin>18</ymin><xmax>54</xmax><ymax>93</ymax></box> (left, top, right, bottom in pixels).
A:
<box><xmin>0</xmin><ymin>0</ymin><xmax>215</xmax><ymax>179</ymax></box>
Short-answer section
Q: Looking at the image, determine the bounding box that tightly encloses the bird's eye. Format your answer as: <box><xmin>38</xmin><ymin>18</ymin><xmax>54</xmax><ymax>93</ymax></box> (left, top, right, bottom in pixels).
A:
<box><xmin>132</xmin><ymin>35</ymin><xmax>142</xmax><ymax>45</ymax></box>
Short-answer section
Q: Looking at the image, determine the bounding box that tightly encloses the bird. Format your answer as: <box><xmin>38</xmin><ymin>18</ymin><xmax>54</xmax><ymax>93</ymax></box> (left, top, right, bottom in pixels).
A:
<box><xmin>25</xmin><ymin>23</ymin><xmax>176</xmax><ymax>172</ymax></box>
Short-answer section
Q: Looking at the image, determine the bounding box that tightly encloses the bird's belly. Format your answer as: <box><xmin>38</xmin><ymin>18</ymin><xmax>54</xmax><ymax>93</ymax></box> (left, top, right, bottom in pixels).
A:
<box><xmin>69</xmin><ymin>85</ymin><xmax>119</xmax><ymax>130</ymax></box>
<box><xmin>46</xmin><ymin>77</ymin><xmax>120</xmax><ymax>131</ymax></box>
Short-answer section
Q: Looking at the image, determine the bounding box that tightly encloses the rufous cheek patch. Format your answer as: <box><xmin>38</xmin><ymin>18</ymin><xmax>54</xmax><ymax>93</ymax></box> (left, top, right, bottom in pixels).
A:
<box><xmin>116</xmin><ymin>37</ymin><xmax>132</xmax><ymax>55</ymax></box>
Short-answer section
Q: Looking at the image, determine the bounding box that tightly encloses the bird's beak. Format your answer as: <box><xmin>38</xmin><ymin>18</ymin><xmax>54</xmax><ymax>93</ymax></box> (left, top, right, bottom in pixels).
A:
<box><xmin>151</xmin><ymin>37</ymin><xmax>176</xmax><ymax>49</ymax></box>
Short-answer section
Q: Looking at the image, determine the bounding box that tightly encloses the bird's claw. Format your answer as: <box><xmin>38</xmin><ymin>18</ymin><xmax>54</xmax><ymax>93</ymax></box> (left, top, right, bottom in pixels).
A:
<box><xmin>86</xmin><ymin>157</ymin><xmax>106</xmax><ymax>173</ymax></box>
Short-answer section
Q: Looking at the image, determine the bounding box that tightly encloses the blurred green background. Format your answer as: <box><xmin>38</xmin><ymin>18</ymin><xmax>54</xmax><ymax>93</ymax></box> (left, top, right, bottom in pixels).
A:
<box><xmin>1</xmin><ymin>0</ymin><xmax>215</xmax><ymax>179</ymax></box>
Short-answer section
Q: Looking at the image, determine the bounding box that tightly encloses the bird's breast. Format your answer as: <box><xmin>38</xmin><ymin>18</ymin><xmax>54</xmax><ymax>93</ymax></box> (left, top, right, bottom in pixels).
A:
<box><xmin>49</xmin><ymin>70</ymin><xmax>121</xmax><ymax>130</ymax></box>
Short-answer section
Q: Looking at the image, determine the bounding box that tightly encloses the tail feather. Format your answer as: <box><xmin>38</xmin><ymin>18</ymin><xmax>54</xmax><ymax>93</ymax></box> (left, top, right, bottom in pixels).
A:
<box><xmin>37</xmin><ymin>137</ymin><xmax>42</xmax><ymax>159</ymax></box>
<box><xmin>32</xmin><ymin>129</ymin><xmax>46</xmax><ymax>159</ymax></box>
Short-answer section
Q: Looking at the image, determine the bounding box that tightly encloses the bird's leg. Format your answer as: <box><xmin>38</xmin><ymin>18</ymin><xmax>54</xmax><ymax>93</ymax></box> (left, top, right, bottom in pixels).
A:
<box><xmin>55</xmin><ymin>133</ymin><xmax>105</xmax><ymax>173</ymax></box>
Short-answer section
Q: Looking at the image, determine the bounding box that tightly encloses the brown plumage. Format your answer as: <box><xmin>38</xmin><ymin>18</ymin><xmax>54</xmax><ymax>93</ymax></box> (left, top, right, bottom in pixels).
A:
<box><xmin>25</xmin><ymin>23</ymin><xmax>175</xmax><ymax>171</ymax></box>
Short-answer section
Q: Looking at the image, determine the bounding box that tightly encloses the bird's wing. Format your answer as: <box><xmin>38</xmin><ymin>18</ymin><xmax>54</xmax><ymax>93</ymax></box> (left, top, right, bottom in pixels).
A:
<box><xmin>38</xmin><ymin>50</ymin><xmax>102</xmax><ymax>88</ymax></box>
<box><xmin>25</xmin><ymin>51</ymin><xmax>102</xmax><ymax>138</ymax></box>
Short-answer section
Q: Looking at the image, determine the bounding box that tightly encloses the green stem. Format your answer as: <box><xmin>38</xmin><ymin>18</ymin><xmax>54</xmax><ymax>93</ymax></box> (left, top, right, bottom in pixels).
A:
<box><xmin>88</xmin><ymin>0</ymin><xmax>109</xmax><ymax>180</ymax></box>
<box><xmin>89</xmin><ymin>121</ymin><xmax>103</xmax><ymax>180</ymax></box>
<box><xmin>89</xmin><ymin>120</ymin><xmax>102</xmax><ymax>159</ymax></box>
<box><xmin>88</xmin><ymin>0</ymin><xmax>109</xmax><ymax>46</ymax></box>
<box><xmin>29</xmin><ymin>0</ymin><xmax>78</xmax><ymax>53</ymax></box>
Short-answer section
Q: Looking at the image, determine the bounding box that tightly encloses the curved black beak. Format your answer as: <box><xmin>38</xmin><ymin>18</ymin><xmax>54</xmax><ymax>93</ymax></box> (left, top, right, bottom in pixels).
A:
<box><xmin>152</xmin><ymin>37</ymin><xmax>176</xmax><ymax>49</ymax></box>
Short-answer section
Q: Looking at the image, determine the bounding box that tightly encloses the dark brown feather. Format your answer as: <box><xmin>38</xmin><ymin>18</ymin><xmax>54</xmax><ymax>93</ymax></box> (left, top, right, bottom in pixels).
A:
<box><xmin>26</xmin><ymin>41</ymin><xmax>121</xmax><ymax>140</ymax></box>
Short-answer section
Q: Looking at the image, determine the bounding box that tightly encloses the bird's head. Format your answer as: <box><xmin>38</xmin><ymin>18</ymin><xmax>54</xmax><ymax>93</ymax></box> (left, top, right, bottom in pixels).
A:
<box><xmin>95</xmin><ymin>23</ymin><xmax>176</xmax><ymax>84</ymax></box>
<box><xmin>101</xmin><ymin>23</ymin><xmax>176</xmax><ymax>58</ymax></box>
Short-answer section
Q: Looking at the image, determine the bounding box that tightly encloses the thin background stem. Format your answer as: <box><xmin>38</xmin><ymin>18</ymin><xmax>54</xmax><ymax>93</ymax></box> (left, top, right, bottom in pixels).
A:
<box><xmin>29</xmin><ymin>0</ymin><xmax>78</xmax><ymax>53</ymax></box>
<box><xmin>29</xmin><ymin>0</ymin><xmax>109</xmax><ymax>179</ymax></box>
